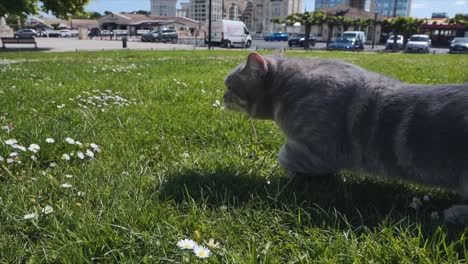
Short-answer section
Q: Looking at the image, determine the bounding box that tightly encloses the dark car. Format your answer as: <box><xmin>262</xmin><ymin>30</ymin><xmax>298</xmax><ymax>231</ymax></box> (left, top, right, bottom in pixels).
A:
<box><xmin>288</xmin><ymin>33</ymin><xmax>316</xmax><ymax>47</ymax></box>
<box><xmin>14</xmin><ymin>28</ymin><xmax>37</xmax><ymax>38</ymax></box>
<box><xmin>327</xmin><ymin>36</ymin><xmax>364</xmax><ymax>51</ymax></box>
<box><xmin>141</xmin><ymin>29</ymin><xmax>178</xmax><ymax>43</ymax></box>
<box><xmin>264</xmin><ymin>32</ymin><xmax>288</xmax><ymax>41</ymax></box>
<box><xmin>449</xmin><ymin>37</ymin><xmax>468</xmax><ymax>53</ymax></box>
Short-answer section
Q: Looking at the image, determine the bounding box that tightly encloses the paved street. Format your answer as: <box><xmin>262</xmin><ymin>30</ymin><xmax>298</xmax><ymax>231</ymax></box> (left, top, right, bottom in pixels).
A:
<box><xmin>0</xmin><ymin>37</ymin><xmax>452</xmax><ymax>54</ymax></box>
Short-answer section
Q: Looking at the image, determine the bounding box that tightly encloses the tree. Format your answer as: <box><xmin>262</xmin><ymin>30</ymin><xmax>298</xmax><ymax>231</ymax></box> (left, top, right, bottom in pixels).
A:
<box><xmin>284</xmin><ymin>10</ymin><xmax>326</xmax><ymax>50</ymax></box>
<box><xmin>447</xmin><ymin>13</ymin><xmax>468</xmax><ymax>29</ymax></box>
<box><xmin>384</xmin><ymin>16</ymin><xmax>424</xmax><ymax>51</ymax></box>
<box><xmin>0</xmin><ymin>0</ymin><xmax>89</xmax><ymax>18</ymax></box>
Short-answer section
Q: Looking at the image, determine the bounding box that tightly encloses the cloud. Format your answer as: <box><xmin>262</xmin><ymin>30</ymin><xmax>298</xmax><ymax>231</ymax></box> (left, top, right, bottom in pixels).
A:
<box><xmin>412</xmin><ymin>3</ymin><xmax>428</xmax><ymax>9</ymax></box>
<box><xmin>455</xmin><ymin>0</ymin><xmax>466</xmax><ymax>5</ymax></box>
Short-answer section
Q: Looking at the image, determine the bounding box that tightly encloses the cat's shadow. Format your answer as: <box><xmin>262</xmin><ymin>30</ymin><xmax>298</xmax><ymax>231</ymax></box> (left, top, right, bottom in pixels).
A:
<box><xmin>158</xmin><ymin>167</ymin><xmax>457</xmax><ymax>228</ymax></box>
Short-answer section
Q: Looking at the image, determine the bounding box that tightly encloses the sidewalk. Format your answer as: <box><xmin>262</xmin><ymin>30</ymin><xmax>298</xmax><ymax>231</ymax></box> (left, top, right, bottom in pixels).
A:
<box><xmin>1</xmin><ymin>37</ymin><xmax>198</xmax><ymax>52</ymax></box>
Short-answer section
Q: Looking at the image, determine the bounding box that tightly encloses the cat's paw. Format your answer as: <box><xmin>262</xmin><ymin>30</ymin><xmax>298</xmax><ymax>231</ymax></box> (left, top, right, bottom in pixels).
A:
<box><xmin>443</xmin><ymin>205</ymin><xmax>468</xmax><ymax>224</ymax></box>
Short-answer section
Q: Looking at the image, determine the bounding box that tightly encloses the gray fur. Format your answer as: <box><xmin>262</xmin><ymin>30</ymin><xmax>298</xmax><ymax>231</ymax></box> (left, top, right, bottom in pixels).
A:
<box><xmin>223</xmin><ymin>53</ymin><xmax>468</xmax><ymax>222</ymax></box>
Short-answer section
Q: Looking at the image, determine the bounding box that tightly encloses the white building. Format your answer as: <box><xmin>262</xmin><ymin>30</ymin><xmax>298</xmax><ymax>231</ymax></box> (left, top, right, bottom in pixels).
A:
<box><xmin>189</xmin><ymin>0</ymin><xmax>223</xmax><ymax>27</ymax></box>
<box><xmin>151</xmin><ymin>0</ymin><xmax>178</xmax><ymax>16</ymax></box>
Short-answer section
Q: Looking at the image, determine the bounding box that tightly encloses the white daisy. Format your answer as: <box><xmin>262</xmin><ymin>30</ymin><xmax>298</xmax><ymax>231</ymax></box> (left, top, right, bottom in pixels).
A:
<box><xmin>23</xmin><ymin>213</ymin><xmax>38</xmax><ymax>220</ymax></box>
<box><xmin>85</xmin><ymin>149</ymin><xmax>94</xmax><ymax>158</ymax></box>
<box><xmin>205</xmin><ymin>238</ymin><xmax>220</xmax><ymax>249</ymax></box>
<box><xmin>182</xmin><ymin>151</ymin><xmax>190</xmax><ymax>159</ymax></box>
<box><xmin>65</xmin><ymin>174</ymin><xmax>73</xmax><ymax>178</ymax></box>
<box><xmin>5</xmin><ymin>139</ymin><xmax>18</xmax><ymax>145</ymax></box>
<box><xmin>12</xmin><ymin>144</ymin><xmax>26</xmax><ymax>151</ymax></box>
<box><xmin>61</xmin><ymin>154</ymin><xmax>71</xmax><ymax>161</ymax></box>
<box><xmin>57</xmin><ymin>104</ymin><xmax>65</xmax><ymax>109</ymax></box>
<box><xmin>77</xmin><ymin>151</ymin><xmax>85</xmax><ymax>159</ymax></box>
<box><xmin>90</xmin><ymin>143</ymin><xmax>101</xmax><ymax>153</ymax></box>
<box><xmin>193</xmin><ymin>245</ymin><xmax>211</xmax><ymax>258</ymax></box>
<box><xmin>28</xmin><ymin>143</ymin><xmax>40</xmax><ymax>153</ymax></box>
<box><xmin>0</xmin><ymin>156</ymin><xmax>3</xmax><ymax>162</ymax></box>
<box><xmin>9</xmin><ymin>152</ymin><xmax>18</xmax><ymax>157</ymax></box>
<box><xmin>6</xmin><ymin>158</ymin><xmax>15</xmax><ymax>164</ymax></box>
<box><xmin>41</xmin><ymin>205</ymin><xmax>54</xmax><ymax>214</ymax></box>
<box><xmin>64</xmin><ymin>137</ymin><xmax>75</xmax><ymax>145</ymax></box>
<box><xmin>61</xmin><ymin>183</ymin><xmax>72</xmax><ymax>188</ymax></box>
<box><xmin>177</xmin><ymin>238</ymin><xmax>197</xmax><ymax>250</ymax></box>
<box><xmin>49</xmin><ymin>162</ymin><xmax>57</xmax><ymax>168</ymax></box>
<box><xmin>45</xmin><ymin>138</ymin><xmax>55</xmax><ymax>143</ymax></box>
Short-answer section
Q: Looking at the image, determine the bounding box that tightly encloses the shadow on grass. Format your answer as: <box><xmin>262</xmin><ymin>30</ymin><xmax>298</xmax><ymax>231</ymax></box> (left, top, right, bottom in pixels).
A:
<box><xmin>158</xmin><ymin>167</ymin><xmax>458</xmax><ymax>227</ymax></box>
<box><xmin>0</xmin><ymin>47</ymin><xmax>52</xmax><ymax>52</ymax></box>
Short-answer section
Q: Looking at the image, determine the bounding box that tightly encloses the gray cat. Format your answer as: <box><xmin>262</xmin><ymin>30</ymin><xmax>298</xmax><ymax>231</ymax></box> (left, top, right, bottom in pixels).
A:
<box><xmin>223</xmin><ymin>52</ymin><xmax>468</xmax><ymax>223</ymax></box>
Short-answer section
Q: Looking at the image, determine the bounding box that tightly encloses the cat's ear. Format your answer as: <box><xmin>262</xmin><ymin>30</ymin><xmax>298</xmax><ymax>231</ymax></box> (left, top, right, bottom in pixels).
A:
<box><xmin>246</xmin><ymin>52</ymin><xmax>268</xmax><ymax>76</ymax></box>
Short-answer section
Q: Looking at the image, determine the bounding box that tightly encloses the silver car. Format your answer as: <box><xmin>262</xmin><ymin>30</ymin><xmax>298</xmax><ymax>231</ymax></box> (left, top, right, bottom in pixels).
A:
<box><xmin>14</xmin><ymin>28</ymin><xmax>37</xmax><ymax>38</ymax></box>
<box><xmin>405</xmin><ymin>34</ymin><xmax>431</xmax><ymax>53</ymax></box>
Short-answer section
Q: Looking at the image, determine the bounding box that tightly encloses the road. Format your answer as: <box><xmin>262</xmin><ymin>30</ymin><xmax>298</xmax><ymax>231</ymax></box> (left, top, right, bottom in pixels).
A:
<box><xmin>0</xmin><ymin>37</ymin><xmax>452</xmax><ymax>54</ymax></box>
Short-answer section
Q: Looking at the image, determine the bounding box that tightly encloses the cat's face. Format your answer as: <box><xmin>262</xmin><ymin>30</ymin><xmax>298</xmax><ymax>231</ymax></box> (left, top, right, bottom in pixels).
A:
<box><xmin>223</xmin><ymin>53</ymin><xmax>268</xmax><ymax>117</ymax></box>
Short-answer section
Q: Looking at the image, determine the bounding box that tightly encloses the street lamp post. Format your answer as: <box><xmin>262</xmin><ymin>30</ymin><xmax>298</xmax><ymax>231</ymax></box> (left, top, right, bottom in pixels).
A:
<box><xmin>208</xmin><ymin>0</ymin><xmax>212</xmax><ymax>49</ymax></box>
<box><xmin>372</xmin><ymin>12</ymin><xmax>378</xmax><ymax>49</ymax></box>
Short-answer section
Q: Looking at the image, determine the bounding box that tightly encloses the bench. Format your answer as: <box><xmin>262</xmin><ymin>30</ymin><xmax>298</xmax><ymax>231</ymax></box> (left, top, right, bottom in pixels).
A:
<box><xmin>1</xmin><ymin>37</ymin><xmax>37</xmax><ymax>49</ymax></box>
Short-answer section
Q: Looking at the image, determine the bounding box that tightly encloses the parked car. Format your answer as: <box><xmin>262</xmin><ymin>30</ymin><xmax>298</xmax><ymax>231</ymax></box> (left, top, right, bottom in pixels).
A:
<box><xmin>264</xmin><ymin>32</ymin><xmax>288</xmax><ymax>41</ymax></box>
<box><xmin>59</xmin><ymin>29</ymin><xmax>72</xmax><ymax>37</ymax></box>
<box><xmin>14</xmin><ymin>28</ymin><xmax>37</xmax><ymax>38</ymax></box>
<box><xmin>449</xmin><ymin>37</ymin><xmax>468</xmax><ymax>53</ymax></box>
<box><xmin>405</xmin><ymin>34</ymin><xmax>431</xmax><ymax>53</ymax></box>
<box><xmin>288</xmin><ymin>33</ymin><xmax>316</xmax><ymax>47</ymax></box>
<box><xmin>385</xmin><ymin>35</ymin><xmax>404</xmax><ymax>50</ymax></box>
<box><xmin>141</xmin><ymin>29</ymin><xmax>178</xmax><ymax>43</ymax></box>
<box><xmin>327</xmin><ymin>36</ymin><xmax>363</xmax><ymax>51</ymax></box>
<box><xmin>206</xmin><ymin>20</ymin><xmax>252</xmax><ymax>48</ymax></box>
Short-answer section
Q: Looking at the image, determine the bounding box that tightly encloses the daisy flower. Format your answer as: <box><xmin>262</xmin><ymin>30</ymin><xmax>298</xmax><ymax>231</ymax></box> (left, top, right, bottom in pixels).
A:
<box><xmin>61</xmin><ymin>183</ymin><xmax>72</xmax><ymax>188</ymax></box>
<box><xmin>90</xmin><ymin>143</ymin><xmax>101</xmax><ymax>153</ymax></box>
<box><xmin>0</xmin><ymin>156</ymin><xmax>3</xmax><ymax>162</ymax></box>
<box><xmin>205</xmin><ymin>238</ymin><xmax>220</xmax><ymax>249</ymax></box>
<box><xmin>77</xmin><ymin>151</ymin><xmax>85</xmax><ymax>159</ymax></box>
<box><xmin>23</xmin><ymin>213</ymin><xmax>38</xmax><ymax>220</ymax></box>
<box><xmin>193</xmin><ymin>245</ymin><xmax>211</xmax><ymax>258</ymax></box>
<box><xmin>182</xmin><ymin>151</ymin><xmax>190</xmax><ymax>159</ymax></box>
<box><xmin>4</xmin><ymin>139</ymin><xmax>18</xmax><ymax>145</ymax></box>
<box><xmin>62</xmin><ymin>154</ymin><xmax>71</xmax><ymax>161</ymax></box>
<box><xmin>177</xmin><ymin>238</ymin><xmax>197</xmax><ymax>250</ymax></box>
<box><xmin>85</xmin><ymin>149</ymin><xmax>94</xmax><ymax>158</ymax></box>
<box><xmin>28</xmin><ymin>144</ymin><xmax>40</xmax><ymax>153</ymax></box>
<box><xmin>64</xmin><ymin>137</ymin><xmax>75</xmax><ymax>145</ymax></box>
<box><xmin>41</xmin><ymin>205</ymin><xmax>54</xmax><ymax>215</ymax></box>
<box><xmin>45</xmin><ymin>138</ymin><xmax>55</xmax><ymax>143</ymax></box>
<box><xmin>12</xmin><ymin>144</ymin><xmax>26</xmax><ymax>151</ymax></box>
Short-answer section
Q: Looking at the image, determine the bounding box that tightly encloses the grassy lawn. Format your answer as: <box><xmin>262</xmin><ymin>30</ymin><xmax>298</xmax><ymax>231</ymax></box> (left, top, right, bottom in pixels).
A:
<box><xmin>0</xmin><ymin>50</ymin><xmax>467</xmax><ymax>263</ymax></box>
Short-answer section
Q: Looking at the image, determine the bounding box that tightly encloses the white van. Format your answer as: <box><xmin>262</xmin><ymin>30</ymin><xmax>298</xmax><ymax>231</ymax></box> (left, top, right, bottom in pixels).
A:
<box><xmin>340</xmin><ymin>31</ymin><xmax>366</xmax><ymax>50</ymax></box>
<box><xmin>206</xmin><ymin>20</ymin><xmax>252</xmax><ymax>48</ymax></box>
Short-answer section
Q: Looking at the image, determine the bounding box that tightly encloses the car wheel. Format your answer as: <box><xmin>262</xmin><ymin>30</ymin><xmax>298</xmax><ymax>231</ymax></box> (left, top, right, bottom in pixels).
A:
<box><xmin>245</xmin><ymin>40</ymin><xmax>251</xmax><ymax>48</ymax></box>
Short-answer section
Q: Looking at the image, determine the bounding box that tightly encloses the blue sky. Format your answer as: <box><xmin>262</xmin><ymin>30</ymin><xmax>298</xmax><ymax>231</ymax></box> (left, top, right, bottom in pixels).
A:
<box><xmin>85</xmin><ymin>0</ymin><xmax>467</xmax><ymax>18</ymax></box>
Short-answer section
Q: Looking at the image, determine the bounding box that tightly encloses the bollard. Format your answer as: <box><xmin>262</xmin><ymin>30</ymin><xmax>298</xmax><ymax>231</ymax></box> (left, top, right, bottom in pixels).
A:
<box><xmin>122</xmin><ymin>36</ymin><xmax>127</xmax><ymax>48</ymax></box>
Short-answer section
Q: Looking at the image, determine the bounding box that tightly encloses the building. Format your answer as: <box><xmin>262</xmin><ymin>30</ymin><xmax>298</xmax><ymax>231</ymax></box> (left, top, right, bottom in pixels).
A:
<box><xmin>189</xmin><ymin>0</ymin><xmax>223</xmax><ymax>27</ymax></box>
<box><xmin>151</xmin><ymin>0</ymin><xmax>178</xmax><ymax>16</ymax></box>
<box><xmin>177</xmin><ymin>2</ymin><xmax>191</xmax><ymax>17</ymax></box>
<box><xmin>26</xmin><ymin>17</ymin><xmax>98</xmax><ymax>30</ymax></box>
<box><xmin>98</xmin><ymin>13</ymin><xmax>200</xmax><ymax>36</ymax></box>
<box><xmin>315</xmin><ymin>0</ymin><xmax>372</xmax><ymax>12</ymax></box>
<box><xmin>375</xmin><ymin>0</ymin><xmax>411</xmax><ymax>17</ymax></box>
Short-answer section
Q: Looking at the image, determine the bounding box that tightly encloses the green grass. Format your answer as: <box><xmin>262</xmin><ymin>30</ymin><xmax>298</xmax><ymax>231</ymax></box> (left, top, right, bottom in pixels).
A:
<box><xmin>0</xmin><ymin>50</ymin><xmax>467</xmax><ymax>263</ymax></box>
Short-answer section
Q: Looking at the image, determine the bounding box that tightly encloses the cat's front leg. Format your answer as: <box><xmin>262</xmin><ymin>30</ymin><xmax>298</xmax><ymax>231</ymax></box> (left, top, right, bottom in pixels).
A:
<box><xmin>278</xmin><ymin>141</ymin><xmax>335</xmax><ymax>178</ymax></box>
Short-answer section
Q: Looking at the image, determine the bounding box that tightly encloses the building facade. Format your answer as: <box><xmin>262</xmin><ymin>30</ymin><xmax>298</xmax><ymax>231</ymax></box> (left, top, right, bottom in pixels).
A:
<box><xmin>151</xmin><ymin>0</ymin><xmax>178</xmax><ymax>16</ymax></box>
<box><xmin>375</xmin><ymin>0</ymin><xmax>411</xmax><ymax>17</ymax></box>
<box><xmin>188</xmin><ymin>0</ymin><xmax>223</xmax><ymax>26</ymax></box>
<box><xmin>315</xmin><ymin>0</ymin><xmax>371</xmax><ymax>11</ymax></box>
